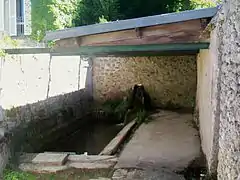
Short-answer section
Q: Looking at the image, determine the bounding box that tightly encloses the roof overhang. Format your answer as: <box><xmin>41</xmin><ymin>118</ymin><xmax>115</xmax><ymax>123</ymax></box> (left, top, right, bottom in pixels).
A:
<box><xmin>42</xmin><ymin>7</ymin><xmax>217</xmax><ymax>55</ymax></box>
<box><xmin>44</xmin><ymin>7</ymin><xmax>218</xmax><ymax>42</ymax></box>
<box><xmin>6</xmin><ymin>43</ymin><xmax>209</xmax><ymax>56</ymax></box>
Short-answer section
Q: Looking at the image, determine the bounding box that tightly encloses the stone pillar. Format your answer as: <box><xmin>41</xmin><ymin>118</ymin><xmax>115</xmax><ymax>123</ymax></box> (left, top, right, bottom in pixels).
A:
<box><xmin>214</xmin><ymin>1</ymin><xmax>240</xmax><ymax>179</ymax></box>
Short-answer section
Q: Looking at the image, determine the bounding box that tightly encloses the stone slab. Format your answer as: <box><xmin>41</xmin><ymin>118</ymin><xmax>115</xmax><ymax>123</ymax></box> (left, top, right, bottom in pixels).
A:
<box><xmin>112</xmin><ymin>168</ymin><xmax>185</xmax><ymax>180</ymax></box>
<box><xmin>69</xmin><ymin>161</ymin><xmax>116</xmax><ymax>169</ymax></box>
<box><xmin>32</xmin><ymin>152</ymin><xmax>69</xmax><ymax>166</ymax></box>
<box><xmin>68</xmin><ymin>155</ymin><xmax>117</xmax><ymax>163</ymax></box>
<box><xmin>115</xmin><ymin>111</ymin><xmax>201</xmax><ymax>171</ymax></box>
<box><xmin>100</xmin><ymin>120</ymin><xmax>136</xmax><ymax>155</ymax></box>
<box><xmin>20</xmin><ymin>153</ymin><xmax>38</xmax><ymax>163</ymax></box>
<box><xmin>19</xmin><ymin>163</ymin><xmax>69</xmax><ymax>174</ymax></box>
<box><xmin>44</xmin><ymin>151</ymin><xmax>76</xmax><ymax>155</ymax></box>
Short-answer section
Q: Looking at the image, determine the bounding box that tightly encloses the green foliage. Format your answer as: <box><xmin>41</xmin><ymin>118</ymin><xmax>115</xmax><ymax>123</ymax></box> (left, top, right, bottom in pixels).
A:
<box><xmin>30</xmin><ymin>0</ymin><xmax>219</xmax><ymax>42</ymax></box>
<box><xmin>0</xmin><ymin>35</ymin><xmax>18</xmax><ymax>57</ymax></box>
<box><xmin>31</xmin><ymin>0</ymin><xmax>79</xmax><ymax>41</ymax></box>
<box><xmin>136</xmin><ymin>109</ymin><xmax>147</xmax><ymax>124</ymax></box>
<box><xmin>73</xmin><ymin>0</ymin><xmax>121</xmax><ymax>26</ymax></box>
<box><xmin>3</xmin><ymin>169</ymin><xmax>36</xmax><ymax>180</ymax></box>
<box><xmin>101</xmin><ymin>97</ymin><xmax>150</xmax><ymax>125</ymax></box>
<box><xmin>5</xmin><ymin>106</ymin><xmax>19</xmax><ymax>117</ymax></box>
<box><xmin>189</xmin><ymin>0</ymin><xmax>217</xmax><ymax>9</ymax></box>
<box><xmin>72</xmin><ymin>0</ymin><xmax>219</xmax><ymax>27</ymax></box>
<box><xmin>101</xmin><ymin>98</ymin><xmax>129</xmax><ymax>121</ymax></box>
<box><xmin>119</xmin><ymin>0</ymin><xmax>180</xmax><ymax>19</ymax></box>
<box><xmin>99</xmin><ymin>15</ymin><xmax>109</xmax><ymax>23</ymax></box>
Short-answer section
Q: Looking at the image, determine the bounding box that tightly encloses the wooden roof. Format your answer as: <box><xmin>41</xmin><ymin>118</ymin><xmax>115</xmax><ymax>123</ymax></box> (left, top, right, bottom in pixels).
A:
<box><xmin>45</xmin><ymin>7</ymin><xmax>217</xmax><ymax>41</ymax></box>
<box><xmin>42</xmin><ymin>7</ymin><xmax>218</xmax><ymax>55</ymax></box>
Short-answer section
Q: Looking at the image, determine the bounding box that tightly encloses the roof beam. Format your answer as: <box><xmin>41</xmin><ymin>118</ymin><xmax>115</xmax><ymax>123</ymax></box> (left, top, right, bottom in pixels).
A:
<box><xmin>5</xmin><ymin>43</ymin><xmax>209</xmax><ymax>56</ymax></box>
<box><xmin>74</xmin><ymin>19</ymin><xmax>205</xmax><ymax>47</ymax></box>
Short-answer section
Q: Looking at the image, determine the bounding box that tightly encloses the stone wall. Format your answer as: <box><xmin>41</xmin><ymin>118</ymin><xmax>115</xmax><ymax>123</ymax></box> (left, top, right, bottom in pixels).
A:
<box><xmin>93</xmin><ymin>56</ymin><xmax>197</xmax><ymax>109</ymax></box>
<box><xmin>0</xmin><ymin>54</ymin><xmax>89</xmax><ymax>110</ymax></box>
<box><xmin>198</xmin><ymin>2</ymin><xmax>240</xmax><ymax>179</ymax></box>
<box><xmin>0</xmin><ymin>88</ymin><xmax>92</xmax><ymax>175</ymax></box>
<box><xmin>0</xmin><ymin>52</ymin><xmax>92</xmax><ymax>175</ymax></box>
<box><xmin>196</xmin><ymin>47</ymin><xmax>219</xmax><ymax>176</ymax></box>
<box><xmin>214</xmin><ymin>1</ymin><xmax>240</xmax><ymax>180</ymax></box>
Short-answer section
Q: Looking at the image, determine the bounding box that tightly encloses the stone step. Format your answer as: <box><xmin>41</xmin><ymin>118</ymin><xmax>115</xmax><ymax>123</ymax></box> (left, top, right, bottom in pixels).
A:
<box><xmin>20</xmin><ymin>161</ymin><xmax>116</xmax><ymax>174</ymax></box>
<box><xmin>31</xmin><ymin>152</ymin><xmax>69</xmax><ymax>166</ymax></box>
<box><xmin>20</xmin><ymin>153</ymin><xmax>118</xmax><ymax>174</ymax></box>
<box><xmin>19</xmin><ymin>163</ymin><xmax>69</xmax><ymax>174</ymax></box>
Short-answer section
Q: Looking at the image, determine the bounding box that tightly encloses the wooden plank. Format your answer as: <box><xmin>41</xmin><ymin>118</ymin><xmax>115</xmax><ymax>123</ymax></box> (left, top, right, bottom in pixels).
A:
<box><xmin>77</xmin><ymin>19</ymin><xmax>204</xmax><ymax>46</ymax></box>
<box><xmin>44</xmin><ymin>7</ymin><xmax>218</xmax><ymax>41</ymax></box>
<box><xmin>100</xmin><ymin>120</ymin><xmax>137</xmax><ymax>156</ymax></box>
<box><xmin>55</xmin><ymin>37</ymin><xmax>79</xmax><ymax>48</ymax></box>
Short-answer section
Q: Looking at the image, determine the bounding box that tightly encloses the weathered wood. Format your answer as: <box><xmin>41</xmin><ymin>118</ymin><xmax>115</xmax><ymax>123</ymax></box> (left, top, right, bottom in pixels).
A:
<box><xmin>76</xmin><ymin>19</ymin><xmax>204</xmax><ymax>46</ymax></box>
<box><xmin>100</xmin><ymin>120</ymin><xmax>137</xmax><ymax>156</ymax></box>
<box><xmin>54</xmin><ymin>37</ymin><xmax>79</xmax><ymax>48</ymax></box>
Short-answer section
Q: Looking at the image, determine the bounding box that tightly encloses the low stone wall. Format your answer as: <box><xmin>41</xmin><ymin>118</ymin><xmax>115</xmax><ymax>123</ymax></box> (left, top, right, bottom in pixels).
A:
<box><xmin>0</xmin><ymin>54</ymin><xmax>90</xmax><ymax>110</ymax></box>
<box><xmin>197</xmin><ymin>2</ymin><xmax>240</xmax><ymax>179</ymax></box>
<box><xmin>93</xmin><ymin>56</ymin><xmax>197</xmax><ymax>109</ymax></box>
<box><xmin>214</xmin><ymin>2</ymin><xmax>240</xmax><ymax>180</ymax></box>
<box><xmin>196</xmin><ymin>47</ymin><xmax>219</xmax><ymax>176</ymax></box>
<box><xmin>0</xmin><ymin>89</ymin><xmax>92</xmax><ymax>176</ymax></box>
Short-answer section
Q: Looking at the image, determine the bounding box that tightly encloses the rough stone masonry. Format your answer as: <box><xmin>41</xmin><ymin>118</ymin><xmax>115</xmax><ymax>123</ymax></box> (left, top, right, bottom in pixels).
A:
<box><xmin>215</xmin><ymin>1</ymin><xmax>240</xmax><ymax>179</ymax></box>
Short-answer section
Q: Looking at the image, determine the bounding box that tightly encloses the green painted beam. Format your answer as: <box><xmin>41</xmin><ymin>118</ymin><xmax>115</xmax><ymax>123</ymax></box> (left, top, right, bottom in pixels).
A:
<box><xmin>5</xmin><ymin>43</ymin><xmax>209</xmax><ymax>56</ymax></box>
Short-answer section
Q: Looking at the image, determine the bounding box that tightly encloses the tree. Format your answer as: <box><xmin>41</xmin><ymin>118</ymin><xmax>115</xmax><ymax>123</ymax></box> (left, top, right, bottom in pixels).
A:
<box><xmin>30</xmin><ymin>0</ymin><xmax>219</xmax><ymax>41</ymax></box>
<box><xmin>31</xmin><ymin>0</ymin><xmax>78</xmax><ymax>42</ymax></box>
<box><xmin>73</xmin><ymin>0</ymin><xmax>121</xmax><ymax>26</ymax></box>
<box><xmin>0</xmin><ymin>33</ymin><xmax>18</xmax><ymax>57</ymax></box>
<box><xmin>189</xmin><ymin>0</ymin><xmax>217</xmax><ymax>9</ymax></box>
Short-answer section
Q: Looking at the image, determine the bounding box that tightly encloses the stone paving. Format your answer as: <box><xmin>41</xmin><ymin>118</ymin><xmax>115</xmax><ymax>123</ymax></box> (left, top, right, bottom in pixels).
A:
<box><xmin>115</xmin><ymin>110</ymin><xmax>201</xmax><ymax>172</ymax></box>
<box><xmin>112</xmin><ymin>168</ymin><xmax>185</xmax><ymax>180</ymax></box>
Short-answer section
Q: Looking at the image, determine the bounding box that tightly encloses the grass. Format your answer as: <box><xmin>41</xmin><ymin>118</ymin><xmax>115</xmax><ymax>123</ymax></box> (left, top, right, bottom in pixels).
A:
<box><xmin>3</xmin><ymin>168</ymin><xmax>114</xmax><ymax>180</ymax></box>
<box><xmin>3</xmin><ymin>169</ymin><xmax>59</xmax><ymax>180</ymax></box>
<box><xmin>3</xmin><ymin>169</ymin><xmax>36</xmax><ymax>180</ymax></box>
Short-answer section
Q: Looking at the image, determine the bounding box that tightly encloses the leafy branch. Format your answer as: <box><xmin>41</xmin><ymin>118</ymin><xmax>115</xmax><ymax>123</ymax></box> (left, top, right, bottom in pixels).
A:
<box><xmin>0</xmin><ymin>34</ymin><xmax>18</xmax><ymax>57</ymax></box>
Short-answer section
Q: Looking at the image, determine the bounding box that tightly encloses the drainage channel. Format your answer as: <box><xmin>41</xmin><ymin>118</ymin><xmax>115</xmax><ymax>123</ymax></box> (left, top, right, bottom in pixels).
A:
<box><xmin>18</xmin><ymin>120</ymin><xmax>137</xmax><ymax>179</ymax></box>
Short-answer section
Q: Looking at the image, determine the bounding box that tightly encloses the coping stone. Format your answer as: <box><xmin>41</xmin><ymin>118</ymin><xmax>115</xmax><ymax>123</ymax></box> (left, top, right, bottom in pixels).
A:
<box><xmin>32</xmin><ymin>152</ymin><xmax>69</xmax><ymax>166</ymax></box>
